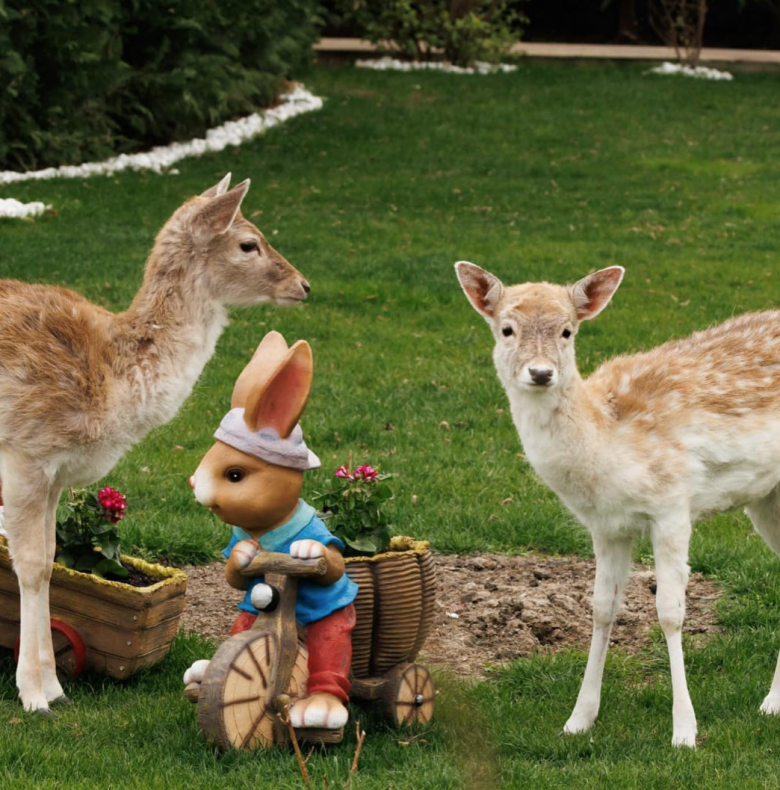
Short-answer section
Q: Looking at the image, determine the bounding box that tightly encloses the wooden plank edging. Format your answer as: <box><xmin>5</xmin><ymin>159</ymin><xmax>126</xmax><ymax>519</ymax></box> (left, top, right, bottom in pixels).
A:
<box><xmin>314</xmin><ymin>37</ymin><xmax>780</xmax><ymax>65</ymax></box>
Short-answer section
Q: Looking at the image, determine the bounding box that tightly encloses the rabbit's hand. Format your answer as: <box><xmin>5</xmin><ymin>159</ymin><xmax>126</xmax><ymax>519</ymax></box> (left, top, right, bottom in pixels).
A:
<box><xmin>290</xmin><ymin>539</ymin><xmax>325</xmax><ymax>559</ymax></box>
<box><xmin>225</xmin><ymin>538</ymin><xmax>260</xmax><ymax>590</ymax></box>
<box><xmin>291</xmin><ymin>539</ymin><xmax>345</xmax><ymax>586</ymax></box>
<box><xmin>231</xmin><ymin>539</ymin><xmax>260</xmax><ymax>568</ymax></box>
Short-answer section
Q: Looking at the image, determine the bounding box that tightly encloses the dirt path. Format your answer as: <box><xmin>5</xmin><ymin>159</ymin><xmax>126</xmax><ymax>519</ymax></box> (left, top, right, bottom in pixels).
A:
<box><xmin>180</xmin><ymin>553</ymin><xmax>721</xmax><ymax>680</ymax></box>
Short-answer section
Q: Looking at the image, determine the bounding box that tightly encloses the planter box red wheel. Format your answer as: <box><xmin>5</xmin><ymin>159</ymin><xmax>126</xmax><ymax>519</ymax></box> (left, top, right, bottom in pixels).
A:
<box><xmin>14</xmin><ymin>618</ymin><xmax>87</xmax><ymax>681</ymax></box>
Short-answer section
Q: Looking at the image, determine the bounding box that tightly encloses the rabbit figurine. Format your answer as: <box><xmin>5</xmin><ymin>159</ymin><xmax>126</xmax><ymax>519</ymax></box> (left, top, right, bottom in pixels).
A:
<box><xmin>185</xmin><ymin>331</ymin><xmax>358</xmax><ymax>733</ymax></box>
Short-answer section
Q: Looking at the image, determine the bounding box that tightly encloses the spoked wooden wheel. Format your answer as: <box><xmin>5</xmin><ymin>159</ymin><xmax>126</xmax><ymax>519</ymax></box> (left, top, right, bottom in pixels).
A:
<box><xmin>383</xmin><ymin>663</ymin><xmax>435</xmax><ymax>727</ymax></box>
<box><xmin>14</xmin><ymin>619</ymin><xmax>87</xmax><ymax>681</ymax></box>
<box><xmin>197</xmin><ymin>629</ymin><xmax>308</xmax><ymax>751</ymax></box>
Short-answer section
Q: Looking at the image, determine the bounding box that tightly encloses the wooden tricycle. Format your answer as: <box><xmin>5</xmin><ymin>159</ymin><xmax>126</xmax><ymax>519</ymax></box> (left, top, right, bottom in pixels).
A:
<box><xmin>193</xmin><ymin>538</ymin><xmax>437</xmax><ymax>751</ymax></box>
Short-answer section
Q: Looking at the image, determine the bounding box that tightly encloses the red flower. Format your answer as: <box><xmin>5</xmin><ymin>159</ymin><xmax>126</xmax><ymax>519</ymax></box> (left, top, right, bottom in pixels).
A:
<box><xmin>334</xmin><ymin>465</ymin><xmax>353</xmax><ymax>481</ymax></box>
<box><xmin>354</xmin><ymin>465</ymin><xmax>378</xmax><ymax>482</ymax></box>
<box><xmin>98</xmin><ymin>487</ymin><xmax>127</xmax><ymax>523</ymax></box>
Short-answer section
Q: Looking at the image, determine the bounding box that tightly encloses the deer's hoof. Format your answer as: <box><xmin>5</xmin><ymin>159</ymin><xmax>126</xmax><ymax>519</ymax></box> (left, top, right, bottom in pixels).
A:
<box><xmin>760</xmin><ymin>694</ymin><xmax>780</xmax><ymax>716</ymax></box>
<box><xmin>671</xmin><ymin>729</ymin><xmax>697</xmax><ymax>748</ymax></box>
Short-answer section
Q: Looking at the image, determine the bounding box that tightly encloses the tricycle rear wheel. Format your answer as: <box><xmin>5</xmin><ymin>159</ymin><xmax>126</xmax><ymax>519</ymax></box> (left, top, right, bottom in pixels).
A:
<box><xmin>383</xmin><ymin>662</ymin><xmax>435</xmax><ymax>727</ymax></box>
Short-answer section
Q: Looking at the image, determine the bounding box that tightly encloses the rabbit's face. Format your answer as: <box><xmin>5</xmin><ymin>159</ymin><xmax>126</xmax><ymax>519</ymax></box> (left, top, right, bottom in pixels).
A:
<box><xmin>191</xmin><ymin>440</ymin><xmax>303</xmax><ymax>534</ymax></box>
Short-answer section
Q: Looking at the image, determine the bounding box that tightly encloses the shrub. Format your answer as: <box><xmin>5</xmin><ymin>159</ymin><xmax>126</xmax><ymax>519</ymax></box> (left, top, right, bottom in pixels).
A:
<box><xmin>0</xmin><ymin>0</ymin><xmax>321</xmax><ymax>171</ymax></box>
<box><xmin>345</xmin><ymin>0</ymin><xmax>526</xmax><ymax>66</ymax></box>
<box><xmin>649</xmin><ymin>0</ymin><xmax>708</xmax><ymax>67</ymax></box>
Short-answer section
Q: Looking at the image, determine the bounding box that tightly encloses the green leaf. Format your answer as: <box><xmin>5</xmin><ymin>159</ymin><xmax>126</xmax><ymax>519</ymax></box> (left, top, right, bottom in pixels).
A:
<box><xmin>74</xmin><ymin>554</ymin><xmax>99</xmax><ymax>572</ymax></box>
<box><xmin>373</xmin><ymin>483</ymin><xmax>393</xmax><ymax>501</ymax></box>
<box><xmin>93</xmin><ymin>558</ymin><xmax>128</xmax><ymax>579</ymax></box>
<box><xmin>344</xmin><ymin>535</ymin><xmax>380</xmax><ymax>555</ymax></box>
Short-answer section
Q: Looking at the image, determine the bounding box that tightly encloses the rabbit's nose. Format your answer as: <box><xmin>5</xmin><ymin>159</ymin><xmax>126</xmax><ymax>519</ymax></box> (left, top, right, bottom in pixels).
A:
<box><xmin>188</xmin><ymin>476</ymin><xmax>194</xmax><ymax>489</ymax></box>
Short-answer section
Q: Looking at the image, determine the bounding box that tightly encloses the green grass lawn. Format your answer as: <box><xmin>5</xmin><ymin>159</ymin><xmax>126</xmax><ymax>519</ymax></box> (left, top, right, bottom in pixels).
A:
<box><xmin>2</xmin><ymin>60</ymin><xmax>780</xmax><ymax>788</ymax></box>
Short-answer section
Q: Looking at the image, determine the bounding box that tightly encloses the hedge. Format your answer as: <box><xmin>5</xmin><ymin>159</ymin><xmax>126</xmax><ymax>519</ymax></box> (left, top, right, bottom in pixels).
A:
<box><xmin>0</xmin><ymin>0</ymin><xmax>320</xmax><ymax>171</ymax></box>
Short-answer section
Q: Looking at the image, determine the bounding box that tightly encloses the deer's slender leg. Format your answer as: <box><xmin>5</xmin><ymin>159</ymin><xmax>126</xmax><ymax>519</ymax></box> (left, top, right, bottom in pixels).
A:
<box><xmin>2</xmin><ymin>457</ymin><xmax>53</xmax><ymax>713</ymax></box>
<box><xmin>38</xmin><ymin>485</ymin><xmax>64</xmax><ymax>703</ymax></box>
<box><xmin>652</xmin><ymin>514</ymin><xmax>696</xmax><ymax>748</ymax></box>
<box><xmin>563</xmin><ymin>535</ymin><xmax>633</xmax><ymax>735</ymax></box>
<box><xmin>745</xmin><ymin>487</ymin><xmax>780</xmax><ymax>715</ymax></box>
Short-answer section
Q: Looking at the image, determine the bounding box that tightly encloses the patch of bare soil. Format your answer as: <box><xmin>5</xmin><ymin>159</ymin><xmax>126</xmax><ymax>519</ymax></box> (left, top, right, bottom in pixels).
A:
<box><xmin>179</xmin><ymin>553</ymin><xmax>721</xmax><ymax>680</ymax></box>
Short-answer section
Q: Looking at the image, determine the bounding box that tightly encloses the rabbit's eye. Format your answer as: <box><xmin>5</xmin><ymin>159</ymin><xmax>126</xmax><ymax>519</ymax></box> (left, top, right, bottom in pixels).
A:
<box><xmin>502</xmin><ymin>326</ymin><xmax>514</xmax><ymax>337</ymax></box>
<box><xmin>226</xmin><ymin>468</ymin><xmax>245</xmax><ymax>483</ymax></box>
<box><xmin>240</xmin><ymin>241</ymin><xmax>258</xmax><ymax>253</ymax></box>
<box><xmin>562</xmin><ymin>328</ymin><xmax>572</xmax><ymax>339</ymax></box>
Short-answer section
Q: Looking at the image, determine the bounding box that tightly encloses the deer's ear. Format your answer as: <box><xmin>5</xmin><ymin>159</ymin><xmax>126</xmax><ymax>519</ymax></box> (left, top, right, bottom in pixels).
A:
<box><xmin>195</xmin><ymin>179</ymin><xmax>250</xmax><ymax>235</ymax></box>
<box><xmin>569</xmin><ymin>267</ymin><xmax>624</xmax><ymax>322</ymax></box>
<box><xmin>244</xmin><ymin>341</ymin><xmax>313</xmax><ymax>438</ymax></box>
<box><xmin>231</xmin><ymin>331</ymin><xmax>289</xmax><ymax>408</ymax></box>
<box><xmin>200</xmin><ymin>173</ymin><xmax>232</xmax><ymax>198</ymax></box>
<box><xmin>455</xmin><ymin>261</ymin><xmax>505</xmax><ymax>321</ymax></box>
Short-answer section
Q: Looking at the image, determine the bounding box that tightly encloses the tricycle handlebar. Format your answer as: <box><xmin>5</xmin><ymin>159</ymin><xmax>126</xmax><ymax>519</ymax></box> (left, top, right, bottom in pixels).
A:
<box><xmin>239</xmin><ymin>551</ymin><xmax>327</xmax><ymax>579</ymax></box>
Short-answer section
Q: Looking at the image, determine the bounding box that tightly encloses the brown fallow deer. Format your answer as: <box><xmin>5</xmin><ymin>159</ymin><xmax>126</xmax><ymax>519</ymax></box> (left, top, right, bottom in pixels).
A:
<box><xmin>1</xmin><ymin>173</ymin><xmax>310</xmax><ymax>713</ymax></box>
<box><xmin>457</xmin><ymin>261</ymin><xmax>780</xmax><ymax>748</ymax></box>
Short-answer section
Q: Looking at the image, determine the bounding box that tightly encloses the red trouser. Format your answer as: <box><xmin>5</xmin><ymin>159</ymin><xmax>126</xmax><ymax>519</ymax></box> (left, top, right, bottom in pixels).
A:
<box><xmin>230</xmin><ymin>603</ymin><xmax>356</xmax><ymax>703</ymax></box>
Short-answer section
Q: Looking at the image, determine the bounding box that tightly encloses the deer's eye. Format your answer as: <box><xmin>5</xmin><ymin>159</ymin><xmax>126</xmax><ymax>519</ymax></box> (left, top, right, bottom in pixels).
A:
<box><xmin>502</xmin><ymin>326</ymin><xmax>514</xmax><ymax>337</ymax></box>
<box><xmin>226</xmin><ymin>468</ymin><xmax>245</xmax><ymax>483</ymax></box>
<box><xmin>562</xmin><ymin>329</ymin><xmax>572</xmax><ymax>339</ymax></box>
<box><xmin>240</xmin><ymin>241</ymin><xmax>258</xmax><ymax>253</ymax></box>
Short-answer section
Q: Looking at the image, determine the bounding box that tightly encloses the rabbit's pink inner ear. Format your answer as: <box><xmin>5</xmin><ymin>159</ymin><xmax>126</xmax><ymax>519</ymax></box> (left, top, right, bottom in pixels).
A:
<box><xmin>244</xmin><ymin>342</ymin><xmax>313</xmax><ymax>437</ymax></box>
<box><xmin>231</xmin><ymin>331</ymin><xmax>289</xmax><ymax>408</ymax></box>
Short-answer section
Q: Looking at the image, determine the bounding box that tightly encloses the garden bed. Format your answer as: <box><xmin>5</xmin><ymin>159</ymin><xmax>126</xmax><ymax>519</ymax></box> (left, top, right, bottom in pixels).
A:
<box><xmin>180</xmin><ymin>552</ymin><xmax>721</xmax><ymax>680</ymax></box>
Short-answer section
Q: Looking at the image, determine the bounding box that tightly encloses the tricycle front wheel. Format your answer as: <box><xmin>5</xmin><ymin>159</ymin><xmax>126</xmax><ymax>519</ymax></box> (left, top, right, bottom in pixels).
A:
<box><xmin>197</xmin><ymin>629</ymin><xmax>308</xmax><ymax>751</ymax></box>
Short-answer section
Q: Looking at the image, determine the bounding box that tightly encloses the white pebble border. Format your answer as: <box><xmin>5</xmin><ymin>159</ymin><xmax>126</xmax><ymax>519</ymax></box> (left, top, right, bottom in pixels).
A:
<box><xmin>646</xmin><ymin>61</ymin><xmax>734</xmax><ymax>81</ymax></box>
<box><xmin>356</xmin><ymin>56</ymin><xmax>517</xmax><ymax>75</ymax></box>
<box><xmin>0</xmin><ymin>197</ymin><xmax>51</xmax><ymax>219</ymax></box>
<box><xmin>0</xmin><ymin>85</ymin><xmax>323</xmax><ymax>219</ymax></box>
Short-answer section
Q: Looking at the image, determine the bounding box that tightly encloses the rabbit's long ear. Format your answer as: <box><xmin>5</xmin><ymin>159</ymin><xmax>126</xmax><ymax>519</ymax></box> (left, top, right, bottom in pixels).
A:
<box><xmin>231</xmin><ymin>331</ymin><xmax>289</xmax><ymax>408</ymax></box>
<box><xmin>244</xmin><ymin>341</ymin><xmax>313</xmax><ymax>438</ymax></box>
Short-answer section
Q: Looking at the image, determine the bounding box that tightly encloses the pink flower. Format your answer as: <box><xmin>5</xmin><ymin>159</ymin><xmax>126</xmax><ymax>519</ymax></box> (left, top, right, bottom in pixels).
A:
<box><xmin>334</xmin><ymin>465</ymin><xmax>353</xmax><ymax>480</ymax></box>
<box><xmin>98</xmin><ymin>486</ymin><xmax>127</xmax><ymax>523</ymax></box>
<box><xmin>354</xmin><ymin>465</ymin><xmax>378</xmax><ymax>481</ymax></box>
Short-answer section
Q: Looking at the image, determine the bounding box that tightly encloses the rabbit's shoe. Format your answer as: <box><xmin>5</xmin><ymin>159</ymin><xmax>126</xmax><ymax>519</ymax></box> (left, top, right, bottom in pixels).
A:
<box><xmin>289</xmin><ymin>692</ymin><xmax>349</xmax><ymax>730</ymax></box>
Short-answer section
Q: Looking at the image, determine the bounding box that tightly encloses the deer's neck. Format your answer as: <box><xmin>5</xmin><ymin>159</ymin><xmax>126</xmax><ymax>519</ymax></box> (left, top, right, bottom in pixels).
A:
<box><xmin>111</xmin><ymin>267</ymin><xmax>228</xmax><ymax>434</ymax></box>
<box><xmin>508</xmin><ymin>371</ymin><xmax>608</xmax><ymax>512</ymax></box>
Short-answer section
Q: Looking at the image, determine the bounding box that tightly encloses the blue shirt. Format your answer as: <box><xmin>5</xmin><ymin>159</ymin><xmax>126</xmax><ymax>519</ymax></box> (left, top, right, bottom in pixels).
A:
<box><xmin>222</xmin><ymin>500</ymin><xmax>358</xmax><ymax>625</ymax></box>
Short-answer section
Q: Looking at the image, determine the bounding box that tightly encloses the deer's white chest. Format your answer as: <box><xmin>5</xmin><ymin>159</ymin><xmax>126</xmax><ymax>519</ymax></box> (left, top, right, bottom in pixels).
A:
<box><xmin>510</xmin><ymin>397</ymin><xmax>659</xmax><ymax>537</ymax></box>
<box><xmin>54</xmin><ymin>312</ymin><xmax>227</xmax><ymax>487</ymax></box>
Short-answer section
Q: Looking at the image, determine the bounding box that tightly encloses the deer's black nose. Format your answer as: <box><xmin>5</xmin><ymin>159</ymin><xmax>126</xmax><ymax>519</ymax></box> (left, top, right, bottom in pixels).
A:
<box><xmin>529</xmin><ymin>367</ymin><xmax>553</xmax><ymax>386</ymax></box>
<box><xmin>301</xmin><ymin>281</ymin><xmax>310</xmax><ymax>294</ymax></box>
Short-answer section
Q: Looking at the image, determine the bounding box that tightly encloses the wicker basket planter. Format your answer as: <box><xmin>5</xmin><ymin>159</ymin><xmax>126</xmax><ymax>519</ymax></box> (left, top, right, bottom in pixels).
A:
<box><xmin>0</xmin><ymin>536</ymin><xmax>187</xmax><ymax>679</ymax></box>
<box><xmin>344</xmin><ymin>536</ymin><xmax>437</xmax><ymax>680</ymax></box>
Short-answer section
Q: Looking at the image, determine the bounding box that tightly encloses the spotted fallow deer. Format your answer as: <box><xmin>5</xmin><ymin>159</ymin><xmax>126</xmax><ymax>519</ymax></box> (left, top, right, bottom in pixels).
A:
<box><xmin>1</xmin><ymin>173</ymin><xmax>310</xmax><ymax>713</ymax></box>
<box><xmin>456</xmin><ymin>261</ymin><xmax>780</xmax><ymax>748</ymax></box>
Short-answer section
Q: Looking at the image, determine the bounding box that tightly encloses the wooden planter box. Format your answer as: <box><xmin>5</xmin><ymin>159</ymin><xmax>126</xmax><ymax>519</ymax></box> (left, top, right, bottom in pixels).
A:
<box><xmin>0</xmin><ymin>537</ymin><xmax>187</xmax><ymax>679</ymax></box>
<box><xmin>344</xmin><ymin>536</ymin><xmax>437</xmax><ymax>679</ymax></box>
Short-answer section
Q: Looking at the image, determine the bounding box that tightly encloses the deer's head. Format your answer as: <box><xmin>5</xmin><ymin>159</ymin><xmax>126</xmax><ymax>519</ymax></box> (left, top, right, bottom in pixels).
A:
<box><xmin>455</xmin><ymin>262</ymin><xmax>624</xmax><ymax>394</ymax></box>
<box><xmin>153</xmin><ymin>174</ymin><xmax>310</xmax><ymax>307</ymax></box>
